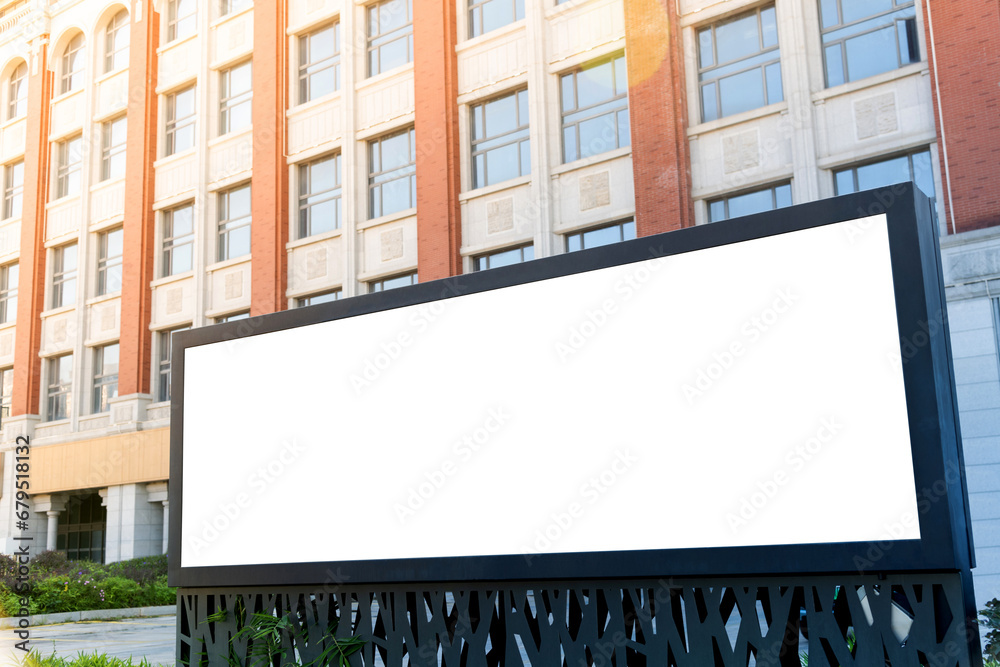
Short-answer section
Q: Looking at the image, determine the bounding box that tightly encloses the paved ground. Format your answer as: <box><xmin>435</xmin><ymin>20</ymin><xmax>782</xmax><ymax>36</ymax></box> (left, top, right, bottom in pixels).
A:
<box><xmin>0</xmin><ymin>615</ymin><xmax>175</xmax><ymax>666</ymax></box>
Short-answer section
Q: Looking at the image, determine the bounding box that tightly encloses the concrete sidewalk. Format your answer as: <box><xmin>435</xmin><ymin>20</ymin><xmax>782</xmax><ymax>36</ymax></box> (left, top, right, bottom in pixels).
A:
<box><xmin>0</xmin><ymin>614</ymin><xmax>175</xmax><ymax>666</ymax></box>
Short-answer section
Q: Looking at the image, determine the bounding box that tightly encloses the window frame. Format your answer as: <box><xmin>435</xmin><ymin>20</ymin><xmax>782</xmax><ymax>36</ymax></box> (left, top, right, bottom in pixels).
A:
<box><xmin>367</xmin><ymin>0</ymin><xmax>414</xmax><ymax>78</ymax></box>
<box><xmin>696</xmin><ymin>5</ymin><xmax>782</xmax><ymax>123</ymax></box>
<box><xmin>97</xmin><ymin>227</ymin><xmax>124</xmax><ymax>296</ymax></box>
<box><xmin>60</xmin><ymin>33</ymin><xmax>86</xmax><ymax>95</ymax></box>
<box><xmin>470</xmin><ymin>88</ymin><xmax>531</xmax><ymax>189</ymax></box>
<box><xmin>819</xmin><ymin>0</ymin><xmax>919</xmax><ymax>88</ymax></box>
<box><xmin>560</xmin><ymin>53</ymin><xmax>631</xmax><ymax>163</ymax></box>
<box><xmin>92</xmin><ymin>343</ymin><xmax>119</xmax><ymax>414</ymax></box>
<box><xmin>7</xmin><ymin>60</ymin><xmax>26</xmax><ymax>120</ymax></box>
<box><xmin>220</xmin><ymin>0</ymin><xmax>252</xmax><ymax>17</ymax></box>
<box><xmin>167</xmin><ymin>0</ymin><xmax>197</xmax><ymax>42</ymax></box>
<box><xmin>298</xmin><ymin>153</ymin><xmax>343</xmax><ymax>239</ymax></box>
<box><xmin>832</xmin><ymin>148</ymin><xmax>936</xmax><ymax>211</ymax></box>
<box><xmin>298</xmin><ymin>23</ymin><xmax>341</xmax><ymax>104</ymax></box>
<box><xmin>565</xmin><ymin>219</ymin><xmax>636</xmax><ymax>252</ymax></box>
<box><xmin>0</xmin><ymin>262</ymin><xmax>17</xmax><ymax>325</ymax></box>
<box><xmin>296</xmin><ymin>290</ymin><xmax>342</xmax><ymax>308</ymax></box>
<box><xmin>165</xmin><ymin>85</ymin><xmax>197</xmax><ymax>156</ymax></box>
<box><xmin>56</xmin><ymin>135</ymin><xmax>83</xmax><ymax>199</ymax></box>
<box><xmin>707</xmin><ymin>182</ymin><xmax>793</xmax><ymax>223</ymax></box>
<box><xmin>468</xmin><ymin>0</ymin><xmax>524</xmax><ymax>39</ymax></box>
<box><xmin>157</xmin><ymin>326</ymin><xmax>190</xmax><ymax>402</ymax></box>
<box><xmin>3</xmin><ymin>160</ymin><xmax>23</xmax><ymax>221</ymax></box>
<box><xmin>219</xmin><ymin>60</ymin><xmax>253</xmax><ymax>136</ymax></box>
<box><xmin>46</xmin><ymin>353</ymin><xmax>73</xmax><ymax>422</ymax></box>
<box><xmin>217</xmin><ymin>184</ymin><xmax>252</xmax><ymax>262</ymax></box>
<box><xmin>104</xmin><ymin>9</ymin><xmax>130</xmax><ymax>74</ymax></box>
<box><xmin>0</xmin><ymin>366</ymin><xmax>12</xmax><ymax>422</ymax></box>
<box><xmin>369</xmin><ymin>272</ymin><xmax>418</xmax><ymax>293</ymax></box>
<box><xmin>368</xmin><ymin>127</ymin><xmax>417</xmax><ymax>219</ymax></box>
<box><xmin>51</xmin><ymin>243</ymin><xmax>78</xmax><ymax>309</ymax></box>
<box><xmin>101</xmin><ymin>116</ymin><xmax>127</xmax><ymax>182</ymax></box>
<box><xmin>473</xmin><ymin>244</ymin><xmax>534</xmax><ymax>271</ymax></box>
<box><xmin>162</xmin><ymin>202</ymin><xmax>195</xmax><ymax>278</ymax></box>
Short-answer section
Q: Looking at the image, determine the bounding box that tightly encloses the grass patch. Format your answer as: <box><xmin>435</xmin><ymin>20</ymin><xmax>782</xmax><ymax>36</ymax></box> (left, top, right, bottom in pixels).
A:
<box><xmin>19</xmin><ymin>650</ymin><xmax>153</xmax><ymax>666</ymax></box>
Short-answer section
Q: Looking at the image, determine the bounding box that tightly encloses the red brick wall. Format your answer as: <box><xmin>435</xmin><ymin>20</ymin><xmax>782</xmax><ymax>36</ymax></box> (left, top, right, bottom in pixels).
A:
<box><xmin>11</xmin><ymin>46</ymin><xmax>52</xmax><ymax>417</ymax></box>
<box><xmin>923</xmin><ymin>0</ymin><xmax>1000</xmax><ymax>234</ymax></box>
<box><xmin>251</xmin><ymin>0</ymin><xmax>290</xmax><ymax>314</ymax></box>
<box><xmin>118</xmin><ymin>3</ymin><xmax>160</xmax><ymax>396</ymax></box>
<box><xmin>413</xmin><ymin>0</ymin><xmax>463</xmax><ymax>281</ymax></box>
<box><xmin>623</xmin><ymin>0</ymin><xmax>693</xmax><ymax>236</ymax></box>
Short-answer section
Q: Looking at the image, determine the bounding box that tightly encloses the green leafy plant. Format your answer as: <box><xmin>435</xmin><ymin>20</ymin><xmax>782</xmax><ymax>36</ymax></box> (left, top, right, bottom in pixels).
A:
<box><xmin>20</xmin><ymin>649</ymin><xmax>152</xmax><ymax>666</ymax></box>
<box><xmin>982</xmin><ymin>598</ymin><xmax>1000</xmax><ymax>662</ymax></box>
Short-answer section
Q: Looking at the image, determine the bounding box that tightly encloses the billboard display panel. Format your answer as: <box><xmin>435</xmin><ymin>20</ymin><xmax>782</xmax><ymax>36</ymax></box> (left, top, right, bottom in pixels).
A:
<box><xmin>170</xmin><ymin>186</ymin><xmax>971</xmax><ymax>587</ymax></box>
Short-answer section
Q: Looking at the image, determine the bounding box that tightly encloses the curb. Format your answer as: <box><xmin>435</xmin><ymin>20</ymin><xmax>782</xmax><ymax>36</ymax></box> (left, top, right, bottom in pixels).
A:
<box><xmin>0</xmin><ymin>604</ymin><xmax>176</xmax><ymax>628</ymax></box>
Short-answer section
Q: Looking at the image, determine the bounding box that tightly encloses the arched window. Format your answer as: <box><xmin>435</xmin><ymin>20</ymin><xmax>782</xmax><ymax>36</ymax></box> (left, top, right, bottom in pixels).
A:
<box><xmin>60</xmin><ymin>33</ymin><xmax>86</xmax><ymax>94</ymax></box>
<box><xmin>104</xmin><ymin>9</ymin><xmax>130</xmax><ymax>73</ymax></box>
<box><xmin>7</xmin><ymin>61</ymin><xmax>26</xmax><ymax>119</ymax></box>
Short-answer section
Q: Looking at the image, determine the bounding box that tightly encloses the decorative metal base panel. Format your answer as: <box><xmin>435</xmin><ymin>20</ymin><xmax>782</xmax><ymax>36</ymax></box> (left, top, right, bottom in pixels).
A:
<box><xmin>177</xmin><ymin>573</ymin><xmax>982</xmax><ymax>667</ymax></box>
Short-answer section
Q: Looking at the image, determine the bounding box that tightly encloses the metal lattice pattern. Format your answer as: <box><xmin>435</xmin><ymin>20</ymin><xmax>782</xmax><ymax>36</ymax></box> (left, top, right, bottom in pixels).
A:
<box><xmin>177</xmin><ymin>574</ymin><xmax>980</xmax><ymax>667</ymax></box>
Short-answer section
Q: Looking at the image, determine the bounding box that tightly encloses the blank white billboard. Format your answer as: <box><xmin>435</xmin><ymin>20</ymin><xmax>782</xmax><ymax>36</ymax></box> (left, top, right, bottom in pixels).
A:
<box><xmin>181</xmin><ymin>214</ymin><xmax>919</xmax><ymax>569</ymax></box>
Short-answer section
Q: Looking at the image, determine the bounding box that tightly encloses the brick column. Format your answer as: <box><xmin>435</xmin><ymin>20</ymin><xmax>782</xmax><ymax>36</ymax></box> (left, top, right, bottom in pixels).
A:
<box><xmin>11</xmin><ymin>38</ymin><xmax>52</xmax><ymax>417</ymax></box>
<box><xmin>413</xmin><ymin>0</ymin><xmax>462</xmax><ymax>281</ymax></box>
<box><xmin>250</xmin><ymin>0</ymin><xmax>289</xmax><ymax>315</ymax></box>
<box><xmin>118</xmin><ymin>0</ymin><xmax>160</xmax><ymax>397</ymax></box>
<box><xmin>922</xmin><ymin>0</ymin><xmax>1000</xmax><ymax>234</ymax></box>
<box><xmin>623</xmin><ymin>0</ymin><xmax>694</xmax><ymax>235</ymax></box>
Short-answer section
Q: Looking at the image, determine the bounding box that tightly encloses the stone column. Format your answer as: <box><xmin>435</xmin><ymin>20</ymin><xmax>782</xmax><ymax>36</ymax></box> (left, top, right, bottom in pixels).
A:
<box><xmin>146</xmin><ymin>482</ymin><xmax>169</xmax><ymax>555</ymax></box>
<box><xmin>32</xmin><ymin>494</ymin><xmax>67</xmax><ymax>553</ymax></box>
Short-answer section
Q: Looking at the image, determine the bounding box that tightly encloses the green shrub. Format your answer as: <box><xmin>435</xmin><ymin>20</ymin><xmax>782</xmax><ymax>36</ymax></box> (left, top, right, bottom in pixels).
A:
<box><xmin>983</xmin><ymin>598</ymin><xmax>1000</xmax><ymax>662</ymax></box>
<box><xmin>103</xmin><ymin>555</ymin><xmax>167</xmax><ymax>586</ymax></box>
<box><xmin>22</xmin><ymin>650</ymin><xmax>152</xmax><ymax>666</ymax></box>
<box><xmin>100</xmin><ymin>577</ymin><xmax>144</xmax><ymax>610</ymax></box>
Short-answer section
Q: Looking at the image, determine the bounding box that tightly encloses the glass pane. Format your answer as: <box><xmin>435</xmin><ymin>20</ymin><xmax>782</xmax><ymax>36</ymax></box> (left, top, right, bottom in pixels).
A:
<box><xmin>577</xmin><ymin>114</ymin><xmax>617</xmax><ymax>159</ymax></box>
<box><xmin>856</xmin><ymin>155</ymin><xmax>909</xmax><ymax>190</ymax></box>
<box><xmin>765</xmin><ymin>62</ymin><xmax>783</xmax><ymax>104</ymax></box>
<box><xmin>102</xmin><ymin>344</ymin><xmax>120</xmax><ymax>373</ymax></box>
<box><xmin>614</xmin><ymin>56</ymin><xmax>627</xmax><ymax>95</ymax></box>
<box><xmin>698</xmin><ymin>27</ymin><xmax>714</xmax><ymax>67</ymax></box>
<box><xmin>106</xmin><ymin>229</ymin><xmax>123</xmax><ymax>258</ymax></box>
<box><xmin>708</xmin><ymin>200</ymin><xmax>726</xmax><ymax>222</ymax></box>
<box><xmin>819</xmin><ymin>0</ymin><xmax>839</xmax><ymax>27</ymax></box>
<box><xmin>714</xmin><ymin>12</ymin><xmax>760</xmax><ymax>64</ymax></box>
<box><xmin>227</xmin><ymin>225</ymin><xmax>251</xmax><ymax>258</ymax></box>
<box><xmin>311</xmin><ymin>158</ymin><xmax>338</xmax><ymax>192</ymax></box>
<box><xmin>560</xmin><ymin>74</ymin><xmax>575</xmax><ymax>112</ymax></box>
<box><xmin>774</xmin><ymin>183</ymin><xmax>792</xmax><ymax>209</ymax></box>
<box><xmin>727</xmin><ymin>188</ymin><xmax>776</xmax><ymax>218</ymax></box>
<box><xmin>701</xmin><ymin>83</ymin><xmax>718</xmax><ymax>122</ymax></box>
<box><xmin>380</xmin><ymin>177</ymin><xmax>411</xmax><ymax>215</ymax></box>
<box><xmin>761</xmin><ymin>7</ymin><xmax>778</xmax><ymax>47</ymax></box>
<box><xmin>622</xmin><ymin>220</ymin><xmax>635</xmax><ymax>240</ymax></box>
<box><xmin>519</xmin><ymin>140</ymin><xmax>531</xmax><ymax>176</ymax></box>
<box><xmin>377</xmin><ymin>38</ymin><xmax>409</xmax><ymax>73</ymax></box>
<box><xmin>483</xmin><ymin>94</ymin><xmax>518</xmax><ymax>137</ymax></box>
<box><xmin>718</xmin><ymin>68</ymin><xmax>765</xmax><ymax>117</ymax></box>
<box><xmin>173</xmin><ymin>206</ymin><xmax>194</xmax><ymax>236</ymax></box>
<box><xmin>844</xmin><ymin>26</ymin><xmax>898</xmax><ymax>82</ymax></box>
<box><xmin>174</xmin><ymin>125</ymin><xmax>195</xmax><ymax>153</ymax></box>
<box><xmin>377</xmin><ymin>0</ymin><xmax>409</xmax><ymax>32</ymax></box>
<box><xmin>63</xmin><ymin>244</ymin><xmax>78</xmax><ymax>271</ymax></box>
<box><xmin>834</xmin><ymin>170</ymin><xmax>855</xmax><ymax>194</ymax></box>
<box><xmin>567</xmin><ymin>234</ymin><xmax>582</xmax><ymax>252</ymax></box>
<box><xmin>523</xmin><ymin>246</ymin><xmax>534</xmax><ymax>261</ymax></box>
<box><xmin>481</xmin><ymin>0</ymin><xmax>513</xmax><ymax>34</ymax></box>
<box><xmin>581</xmin><ymin>225</ymin><xmax>622</xmax><ymax>249</ymax></box>
<box><xmin>173</xmin><ymin>244</ymin><xmax>192</xmax><ymax>274</ymax></box>
<box><xmin>310</xmin><ymin>199</ymin><xmax>340</xmax><ymax>234</ymax></box>
<box><xmin>575</xmin><ymin>61</ymin><xmax>615</xmax><ymax>109</ymax></box>
<box><xmin>474</xmin><ymin>154</ymin><xmax>486</xmax><ymax>188</ymax></box>
<box><xmin>68</xmin><ymin>532</ymin><xmax>79</xmax><ymax>550</ymax></box>
<box><xmin>617</xmin><ymin>110</ymin><xmax>630</xmax><ymax>148</ymax></box>
<box><xmin>485</xmin><ymin>247</ymin><xmax>522</xmax><ymax>269</ymax></box>
<box><xmin>841</xmin><ymin>0</ymin><xmax>893</xmax><ymax>25</ymax></box>
<box><xmin>228</xmin><ymin>187</ymin><xmax>251</xmax><ymax>219</ymax></box>
<box><xmin>485</xmin><ymin>144</ymin><xmax>519</xmax><ymax>185</ymax></box>
<box><xmin>563</xmin><ymin>127</ymin><xmax>577</xmax><ymax>163</ymax></box>
<box><xmin>61</xmin><ymin>279</ymin><xmax>77</xmax><ymax>306</ymax></box>
<box><xmin>518</xmin><ymin>89</ymin><xmax>529</xmax><ymax>123</ymax></box>
<box><xmin>825</xmin><ymin>45</ymin><xmax>845</xmax><ymax>87</ymax></box>
<box><xmin>380</xmin><ymin>131</ymin><xmax>412</xmax><ymax>171</ymax></box>
<box><xmin>175</xmin><ymin>88</ymin><xmax>195</xmax><ymax>118</ymax></box>
<box><xmin>910</xmin><ymin>151</ymin><xmax>935</xmax><ymax>198</ymax></box>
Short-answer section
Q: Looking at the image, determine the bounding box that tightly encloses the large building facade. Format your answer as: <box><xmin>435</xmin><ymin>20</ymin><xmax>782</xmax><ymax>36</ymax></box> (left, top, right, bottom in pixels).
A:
<box><xmin>0</xmin><ymin>0</ymin><xmax>997</xmax><ymax>607</ymax></box>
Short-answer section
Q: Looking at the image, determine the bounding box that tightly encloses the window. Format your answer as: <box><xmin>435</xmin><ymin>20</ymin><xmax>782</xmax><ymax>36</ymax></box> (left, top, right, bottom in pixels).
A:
<box><xmin>561</xmin><ymin>54</ymin><xmax>630</xmax><ymax>162</ymax></box>
<box><xmin>367</xmin><ymin>0</ymin><xmax>413</xmax><ymax>77</ymax></box>
<box><xmin>297</xmin><ymin>290</ymin><xmax>341</xmax><ymax>307</ymax></box>
<box><xmin>708</xmin><ymin>183</ymin><xmax>792</xmax><ymax>222</ymax></box>
<box><xmin>61</xmin><ymin>33</ymin><xmax>86</xmax><ymax>94</ymax></box>
<box><xmin>697</xmin><ymin>6</ymin><xmax>782</xmax><ymax>122</ymax></box>
<box><xmin>220</xmin><ymin>61</ymin><xmax>252</xmax><ymax>135</ymax></box>
<box><xmin>92</xmin><ymin>343</ymin><xmax>119</xmax><ymax>413</ymax></box>
<box><xmin>370</xmin><ymin>273</ymin><xmax>417</xmax><ymax>292</ymax></box>
<box><xmin>101</xmin><ymin>116</ymin><xmax>127</xmax><ymax>181</ymax></box>
<box><xmin>162</xmin><ymin>203</ymin><xmax>194</xmax><ymax>277</ymax></box>
<box><xmin>299</xmin><ymin>24</ymin><xmax>340</xmax><ymax>103</ymax></box>
<box><xmin>218</xmin><ymin>184</ymin><xmax>251</xmax><ymax>261</ymax></box>
<box><xmin>0</xmin><ymin>262</ymin><xmax>16</xmax><ymax>324</ymax></box>
<box><xmin>221</xmin><ymin>0</ymin><xmax>252</xmax><ymax>16</ymax></box>
<box><xmin>165</xmin><ymin>86</ymin><xmax>196</xmax><ymax>156</ymax></box>
<box><xmin>57</xmin><ymin>494</ymin><xmax>107</xmax><ymax>563</ymax></box>
<box><xmin>46</xmin><ymin>354</ymin><xmax>72</xmax><ymax>421</ymax></box>
<box><xmin>104</xmin><ymin>9</ymin><xmax>130</xmax><ymax>73</ymax></box>
<box><xmin>215</xmin><ymin>311</ymin><xmax>249</xmax><ymax>323</ymax></box>
<box><xmin>299</xmin><ymin>154</ymin><xmax>342</xmax><ymax>238</ymax></box>
<box><xmin>97</xmin><ymin>228</ymin><xmax>123</xmax><ymax>295</ymax></box>
<box><xmin>566</xmin><ymin>219</ymin><xmax>635</xmax><ymax>252</ymax></box>
<box><xmin>833</xmin><ymin>149</ymin><xmax>935</xmax><ymax>206</ymax></box>
<box><xmin>157</xmin><ymin>326</ymin><xmax>189</xmax><ymax>402</ymax></box>
<box><xmin>3</xmin><ymin>160</ymin><xmax>23</xmax><ymax>220</ymax></box>
<box><xmin>51</xmin><ymin>243</ymin><xmax>78</xmax><ymax>309</ymax></box>
<box><xmin>7</xmin><ymin>61</ymin><xmax>26</xmax><ymax>119</ymax></box>
<box><xmin>469</xmin><ymin>0</ymin><xmax>523</xmax><ymax>38</ymax></box>
<box><xmin>474</xmin><ymin>245</ymin><xmax>533</xmax><ymax>271</ymax></box>
<box><xmin>471</xmin><ymin>89</ymin><xmax>530</xmax><ymax>188</ymax></box>
<box><xmin>369</xmin><ymin>128</ymin><xmax>416</xmax><ymax>218</ymax></box>
<box><xmin>56</xmin><ymin>135</ymin><xmax>83</xmax><ymax>198</ymax></box>
<box><xmin>167</xmin><ymin>0</ymin><xmax>197</xmax><ymax>41</ymax></box>
<box><xmin>820</xmin><ymin>0</ymin><xmax>918</xmax><ymax>87</ymax></box>
<box><xmin>0</xmin><ymin>367</ymin><xmax>12</xmax><ymax>421</ymax></box>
